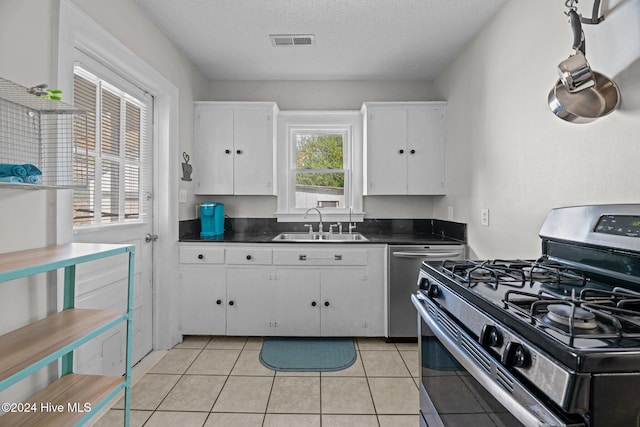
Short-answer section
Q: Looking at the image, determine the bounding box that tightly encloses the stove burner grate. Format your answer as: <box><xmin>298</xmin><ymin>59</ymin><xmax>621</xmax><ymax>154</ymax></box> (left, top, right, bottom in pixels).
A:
<box><xmin>503</xmin><ymin>289</ymin><xmax>640</xmax><ymax>344</ymax></box>
<box><xmin>544</xmin><ymin>304</ymin><xmax>599</xmax><ymax>330</ymax></box>
<box><xmin>441</xmin><ymin>258</ymin><xmax>588</xmax><ymax>291</ymax></box>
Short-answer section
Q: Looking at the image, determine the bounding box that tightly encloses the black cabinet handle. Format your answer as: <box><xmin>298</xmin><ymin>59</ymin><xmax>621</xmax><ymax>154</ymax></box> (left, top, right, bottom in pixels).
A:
<box><xmin>324</xmin><ymin>301</ymin><xmax>330</xmax><ymax>307</ymax></box>
<box><xmin>216</xmin><ymin>299</ymin><xmax>222</xmax><ymax>305</ymax></box>
<box><xmin>236</xmin><ymin>149</ymin><xmax>242</xmax><ymax>154</ymax></box>
<box><xmin>410</xmin><ymin>149</ymin><xmax>416</xmax><ymax>154</ymax></box>
<box><xmin>225</xmin><ymin>149</ymin><xmax>231</xmax><ymax>154</ymax></box>
<box><xmin>246</xmin><ymin>254</ymin><xmax>252</xmax><ymax>260</ymax></box>
<box><xmin>197</xmin><ymin>254</ymin><xmax>204</xmax><ymax>260</ymax></box>
<box><xmin>399</xmin><ymin>149</ymin><xmax>404</xmax><ymax>154</ymax></box>
<box><xmin>229</xmin><ymin>300</ymin><xmax>234</xmax><ymax>306</ymax></box>
<box><xmin>311</xmin><ymin>301</ymin><xmax>317</xmax><ymax>307</ymax></box>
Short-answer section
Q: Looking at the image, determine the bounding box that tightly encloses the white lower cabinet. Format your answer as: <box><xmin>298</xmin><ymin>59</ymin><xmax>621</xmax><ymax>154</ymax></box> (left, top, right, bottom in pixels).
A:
<box><xmin>273</xmin><ymin>269</ymin><xmax>321</xmax><ymax>336</ymax></box>
<box><xmin>179</xmin><ymin>243</ymin><xmax>386</xmax><ymax>337</ymax></box>
<box><xmin>180</xmin><ymin>266</ymin><xmax>226</xmax><ymax>335</ymax></box>
<box><xmin>320</xmin><ymin>269</ymin><xmax>370</xmax><ymax>336</ymax></box>
<box><xmin>226</xmin><ymin>268</ymin><xmax>274</xmax><ymax>336</ymax></box>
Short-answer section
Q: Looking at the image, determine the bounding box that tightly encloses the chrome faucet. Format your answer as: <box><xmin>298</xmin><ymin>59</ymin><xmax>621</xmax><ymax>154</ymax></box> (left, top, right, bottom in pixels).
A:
<box><xmin>349</xmin><ymin>207</ymin><xmax>356</xmax><ymax>234</ymax></box>
<box><xmin>304</xmin><ymin>207</ymin><xmax>323</xmax><ymax>233</ymax></box>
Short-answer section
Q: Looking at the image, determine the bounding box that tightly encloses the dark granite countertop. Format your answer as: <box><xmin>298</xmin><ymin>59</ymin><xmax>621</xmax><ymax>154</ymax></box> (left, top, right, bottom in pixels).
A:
<box><xmin>179</xmin><ymin>218</ymin><xmax>466</xmax><ymax>246</ymax></box>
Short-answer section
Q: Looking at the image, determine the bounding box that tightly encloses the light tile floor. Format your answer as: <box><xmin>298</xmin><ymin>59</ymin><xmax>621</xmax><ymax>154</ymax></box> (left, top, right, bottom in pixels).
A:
<box><xmin>95</xmin><ymin>336</ymin><xmax>420</xmax><ymax>427</ymax></box>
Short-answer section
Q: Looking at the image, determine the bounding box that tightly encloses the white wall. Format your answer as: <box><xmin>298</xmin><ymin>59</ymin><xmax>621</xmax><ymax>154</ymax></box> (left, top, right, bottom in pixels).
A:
<box><xmin>0</xmin><ymin>0</ymin><xmax>206</xmax><ymax>407</ymax></box>
<box><xmin>433</xmin><ymin>1</ymin><xmax>640</xmax><ymax>259</ymax></box>
<box><xmin>68</xmin><ymin>0</ymin><xmax>210</xmax><ymax>222</ymax></box>
<box><xmin>199</xmin><ymin>79</ymin><xmax>437</xmax><ymax>219</ymax></box>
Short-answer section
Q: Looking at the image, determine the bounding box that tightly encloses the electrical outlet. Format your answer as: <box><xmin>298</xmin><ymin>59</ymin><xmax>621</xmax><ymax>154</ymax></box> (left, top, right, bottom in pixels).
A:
<box><xmin>481</xmin><ymin>208</ymin><xmax>490</xmax><ymax>226</ymax></box>
<box><xmin>179</xmin><ymin>189</ymin><xmax>187</xmax><ymax>203</ymax></box>
<box><xmin>447</xmin><ymin>206</ymin><xmax>454</xmax><ymax>220</ymax></box>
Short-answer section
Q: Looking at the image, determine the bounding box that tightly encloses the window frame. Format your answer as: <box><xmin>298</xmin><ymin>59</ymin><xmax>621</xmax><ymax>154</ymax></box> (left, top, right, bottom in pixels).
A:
<box><xmin>276</xmin><ymin>110</ymin><xmax>364</xmax><ymax>223</ymax></box>
<box><xmin>290</xmin><ymin>126</ymin><xmax>349</xmax><ymax>212</ymax></box>
<box><xmin>72</xmin><ymin>60</ymin><xmax>151</xmax><ymax>229</ymax></box>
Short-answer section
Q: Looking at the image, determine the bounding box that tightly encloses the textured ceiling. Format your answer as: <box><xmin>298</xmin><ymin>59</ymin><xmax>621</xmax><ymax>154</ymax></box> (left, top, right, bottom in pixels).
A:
<box><xmin>134</xmin><ymin>0</ymin><xmax>507</xmax><ymax>81</ymax></box>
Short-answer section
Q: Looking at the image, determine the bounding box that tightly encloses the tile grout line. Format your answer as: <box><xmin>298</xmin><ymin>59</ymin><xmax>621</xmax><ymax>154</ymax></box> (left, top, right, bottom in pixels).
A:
<box><xmin>261</xmin><ymin>337</ymin><xmax>276</xmax><ymax>427</ymax></box>
<box><xmin>207</xmin><ymin>336</ymin><xmax>249</xmax><ymax>419</ymax></box>
<box><xmin>141</xmin><ymin>337</ymin><xmax>212</xmax><ymax>426</ymax></box>
<box><xmin>126</xmin><ymin>337</ymin><xmax>417</xmax><ymax>426</ymax></box>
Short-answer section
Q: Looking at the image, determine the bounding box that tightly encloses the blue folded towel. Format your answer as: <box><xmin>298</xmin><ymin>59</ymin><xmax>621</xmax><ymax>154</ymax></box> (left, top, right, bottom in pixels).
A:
<box><xmin>25</xmin><ymin>175</ymin><xmax>41</xmax><ymax>184</ymax></box>
<box><xmin>0</xmin><ymin>176</ymin><xmax>24</xmax><ymax>183</ymax></box>
<box><xmin>0</xmin><ymin>164</ymin><xmax>27</xmax><ymax>178</ymax></box>
<box><xmin>23</xmin><ymin>164</ymin><xmax>42</xmax><ymax>176</ymax></box>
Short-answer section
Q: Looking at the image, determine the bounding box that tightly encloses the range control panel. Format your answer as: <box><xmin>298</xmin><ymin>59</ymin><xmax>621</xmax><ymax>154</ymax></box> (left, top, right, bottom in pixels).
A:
<box><xmin>595</xmin><ymin>215</ymin><xmax>640</xmax><ymax>238</ymax></box>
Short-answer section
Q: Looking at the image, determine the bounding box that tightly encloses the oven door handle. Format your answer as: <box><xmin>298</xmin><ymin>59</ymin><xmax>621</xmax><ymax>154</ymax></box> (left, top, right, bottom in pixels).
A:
<box><xmin>392</xmin><ymin>252</ymin><xmax>461</xmax><ymax>258</ymax></box>
<box><xmin>411</xmin><ymin>294</ymin><xmax>581</xmax><ymax>427</ymax></box>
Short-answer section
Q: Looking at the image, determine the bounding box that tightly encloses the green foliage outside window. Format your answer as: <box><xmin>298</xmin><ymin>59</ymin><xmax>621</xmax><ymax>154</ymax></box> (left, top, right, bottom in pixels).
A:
<box><xmin>295</xmin><ymin>134</ymin><xmax>344</xmax><ymax>188</ymax></box>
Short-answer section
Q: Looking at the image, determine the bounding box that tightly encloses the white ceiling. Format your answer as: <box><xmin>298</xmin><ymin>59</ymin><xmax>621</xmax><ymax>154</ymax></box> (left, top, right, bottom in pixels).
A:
<box><xmin>134</xmin><ymin>0</ymin><xmax>507</xmax><ymax>81</ymax></box>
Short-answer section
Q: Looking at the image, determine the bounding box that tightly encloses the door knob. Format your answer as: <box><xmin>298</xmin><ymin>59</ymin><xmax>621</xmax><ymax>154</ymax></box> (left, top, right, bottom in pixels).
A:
<box><xmin>145</xmin><ymin>233</ymin><xmax>159</xmax><ymax>243</ymax></box>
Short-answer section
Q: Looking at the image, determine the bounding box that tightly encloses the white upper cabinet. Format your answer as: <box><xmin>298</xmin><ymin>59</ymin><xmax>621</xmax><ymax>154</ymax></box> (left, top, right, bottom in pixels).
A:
<box><xmin>362</xmin><ymin>102</ymin><xmax>446</xmax><ymax>195</ymax></box>
<box><xmin>194</xmin><ymin>102</ymin><xmax>279</xmax><ymax>195</ymax></box>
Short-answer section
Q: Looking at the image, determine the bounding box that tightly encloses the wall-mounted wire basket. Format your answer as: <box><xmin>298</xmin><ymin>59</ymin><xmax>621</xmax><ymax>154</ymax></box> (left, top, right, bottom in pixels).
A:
<box><xmin>0</xmin><ymin>77</ymin><xmax>87</xmax><ymax>189</ymax></box>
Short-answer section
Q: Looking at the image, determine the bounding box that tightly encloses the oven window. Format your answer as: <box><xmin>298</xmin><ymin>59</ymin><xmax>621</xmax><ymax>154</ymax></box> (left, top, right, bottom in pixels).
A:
<box><xmin>420</xmin><ymin>320</ymin><xmax>524</xmax><ymax>426</ymax></box>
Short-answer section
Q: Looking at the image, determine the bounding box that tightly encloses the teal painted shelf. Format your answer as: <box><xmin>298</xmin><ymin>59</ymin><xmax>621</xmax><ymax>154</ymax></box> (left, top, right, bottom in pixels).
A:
<box><xmin>0</xmin><ymin>243</ymin><xmax>135</xmax><ymax>427</ymax></box>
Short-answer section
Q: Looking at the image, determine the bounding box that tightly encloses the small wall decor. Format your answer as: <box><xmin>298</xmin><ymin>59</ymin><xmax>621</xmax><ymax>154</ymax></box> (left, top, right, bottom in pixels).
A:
<box><xmin>28</xmin><ymin>83</ymin><xmax>63</xmax><ymax>101</ymax></box>
<box><xmin>181</xmin><ymin>152</ymin><xmax>193</xmax><ymax>181</ymax></box>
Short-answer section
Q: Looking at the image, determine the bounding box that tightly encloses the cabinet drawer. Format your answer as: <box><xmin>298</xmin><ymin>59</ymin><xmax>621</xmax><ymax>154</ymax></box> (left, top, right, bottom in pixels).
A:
<box><xmin>226</xmin><ymin>248</ymin><xmax>273</xmax><ymax>265</ymax></box>
<box><xmin>180</xmin><ymin>246</ymin><xmax>225</xmax><ymax>264</ymax></box>
<box><xmin>273</xmin><ymin>248</ymin><xmax>368</xmax><ymax>266</ymax></box>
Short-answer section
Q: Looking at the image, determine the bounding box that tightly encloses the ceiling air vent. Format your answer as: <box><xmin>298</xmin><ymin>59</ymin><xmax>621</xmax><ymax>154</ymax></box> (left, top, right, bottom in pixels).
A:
<box><xmin>270</xmin><ymin>34</ymin><xmax>315</xmax><ymax>47</ymax></box>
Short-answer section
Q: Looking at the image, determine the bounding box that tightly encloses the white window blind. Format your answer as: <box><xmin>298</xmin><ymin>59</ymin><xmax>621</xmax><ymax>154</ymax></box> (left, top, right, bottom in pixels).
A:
<box><xmin>72</xmin><ymin>66</ymin><xmax>150</xmax><ymax>227</ymax></box>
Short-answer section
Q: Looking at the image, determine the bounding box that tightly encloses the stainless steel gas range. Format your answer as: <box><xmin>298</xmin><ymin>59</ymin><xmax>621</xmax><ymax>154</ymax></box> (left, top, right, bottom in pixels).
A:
<box><xmin>412</xmin><ymin>204</ymin><xmax>640</xmax><ymax>427</ymax></box>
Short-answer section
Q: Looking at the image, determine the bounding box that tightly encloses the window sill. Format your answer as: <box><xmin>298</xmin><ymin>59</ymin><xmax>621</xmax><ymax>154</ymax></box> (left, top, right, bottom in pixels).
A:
<box><xmin>73</xmin><ymin>221</ymin><xmax>147</xmax><ymax>235</ymax></box>
<box><xmin>275</xmin><ymin>212</ymin><xmax>365</xmax><ymax>223</ymax></box>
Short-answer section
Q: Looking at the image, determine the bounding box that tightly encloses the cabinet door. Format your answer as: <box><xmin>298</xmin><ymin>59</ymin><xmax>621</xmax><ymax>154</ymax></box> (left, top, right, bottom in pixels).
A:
<box><xmin>194</xmin><ymin>107</ymin><xmax>234</xmax><ymax>194</ymax></box>
<box><xmin>180</xmin><ymin>266</ymin><xmax>226</xmax><ymax>335</ymax></box>
<box><xmin>320</xmin><ymin>269</ymin><xmax>369</xmax><ymax>336</ymax></box>
<box><xmin>273</xmin><ymin>269</ymin><xmax>321</xmax><ymax>336</ymax></box>
<box><xmin>406</xmin><ymin>106</ymin><xmax>446</xmax><ymax>195</ymax></box>
<box><xmin>233</xmin><ymin>108</ymin><xmax>275</xmax><ymax>195</ymax></box>
<box><xmin>365</xmin><ymin>108</ymin><xmax>408</xmax><ymax>195</ymax></box>
<box><xmin>226</xmin><ymin>268</ymin><xmax>274</xmax><ymax>336</ymax></box>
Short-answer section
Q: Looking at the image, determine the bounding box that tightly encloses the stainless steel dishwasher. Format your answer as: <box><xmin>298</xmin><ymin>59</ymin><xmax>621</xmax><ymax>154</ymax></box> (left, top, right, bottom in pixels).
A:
<box><xmin>388</xmin><ymin>245</ymin><xmax>465</xmax><ymax>340</ymax></box>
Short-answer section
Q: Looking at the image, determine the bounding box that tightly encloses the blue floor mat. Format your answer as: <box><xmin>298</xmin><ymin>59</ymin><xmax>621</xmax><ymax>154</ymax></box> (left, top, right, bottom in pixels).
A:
<box><xmin>259</xmin><ymin>337</ymin><xmax>356</xmax><ymax>372</ymax></box>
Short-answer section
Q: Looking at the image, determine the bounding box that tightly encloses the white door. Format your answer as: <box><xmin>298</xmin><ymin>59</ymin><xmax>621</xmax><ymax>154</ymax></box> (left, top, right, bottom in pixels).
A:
<box><xmin>273</xmin><ymin>269</ymin><xmax>321</xmax><ymax>335</ymax></box>
<box><xmin>180</xmin><ymin>266</ymin><xmax>226</xmax><ymax>335</ymax></box>
<box><xmin>321</xmin><ymin>269</ymin><xmax>367</xmax><ymax>336</ymax></box>
<box><xmin>233</xmin><ymin>108</ymin><xmax>275</xmax><ymax>195</ymax></box>
<box><xmin>226</xmin><ymin>268</ymin><xmax>274</xmax><ymax>336</ymax></box>
<box><xmin>365</xmin><ymin>107</ymin><xmax>408</xmax><ymax>195</ymax></box>
<box><xmin>194</xmin><ymin>106</ymin><xmax>234</xmax><ymax>195</ymax></box>
<box><xmin>406</xmin><ymin>105</ymin><xmax>446</xmax><ymax>195</ymax></box>
<box><xmin>71</xmin><ymin>61</ymin><xmax>154</xmax><ymax>374</ymax></box>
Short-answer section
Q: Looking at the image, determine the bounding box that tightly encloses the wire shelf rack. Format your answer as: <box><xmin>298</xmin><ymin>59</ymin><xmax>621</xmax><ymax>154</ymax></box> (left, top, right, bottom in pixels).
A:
<box><xmin>0</xmin><ymin>77</ymin><xmax>87</xmax><ymax>189</ymax></box>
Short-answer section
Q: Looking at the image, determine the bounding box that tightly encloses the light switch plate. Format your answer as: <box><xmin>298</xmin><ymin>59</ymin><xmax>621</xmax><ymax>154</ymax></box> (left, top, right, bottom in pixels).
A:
<box><xmin>179</xmin><ymin>189</ymin><xmax>187</xmax><ymax>203</ymax></box>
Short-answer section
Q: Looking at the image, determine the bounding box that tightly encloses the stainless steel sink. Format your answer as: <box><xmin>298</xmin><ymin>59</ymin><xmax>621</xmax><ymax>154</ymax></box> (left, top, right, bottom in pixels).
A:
<box><xmin>271</xmin><ymin>232</ymin><xmax>369</xmax><ymax>242</ymax></box>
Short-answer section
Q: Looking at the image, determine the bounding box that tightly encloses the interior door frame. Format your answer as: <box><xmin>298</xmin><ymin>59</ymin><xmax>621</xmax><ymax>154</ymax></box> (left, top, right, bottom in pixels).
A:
<box><xmin>55</xmin><ymin>0</ymin><xmax>181</xmax><ymax>351</ymax></box>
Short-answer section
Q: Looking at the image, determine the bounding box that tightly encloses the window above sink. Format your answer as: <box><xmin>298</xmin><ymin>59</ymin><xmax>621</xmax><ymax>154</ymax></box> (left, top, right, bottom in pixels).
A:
<box><xmin>275</xmin><ymin>111</ymin><xmax>364</xmax><ymax>224</ymax></box>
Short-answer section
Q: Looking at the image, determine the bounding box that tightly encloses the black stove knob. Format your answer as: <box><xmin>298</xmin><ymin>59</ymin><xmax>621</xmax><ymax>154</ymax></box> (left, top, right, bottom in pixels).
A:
<box><xmin>418</xmin><ymin>277</ymin><xmax>429</xmax><ymax>290</ymax></box>
<box><xmin>480</xmin><ymin>325</ymin><xmax>503</xmax><ymax>348</ymax></box>
<box><xmin>426</xmin><ymin>283</ymin><xmax>439</xmax><ymax>298</ymax></box>
<box><xmin>503</xmin><ymin>342</ymin><xmax>531</xmax><ymax>369</ymax></box>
